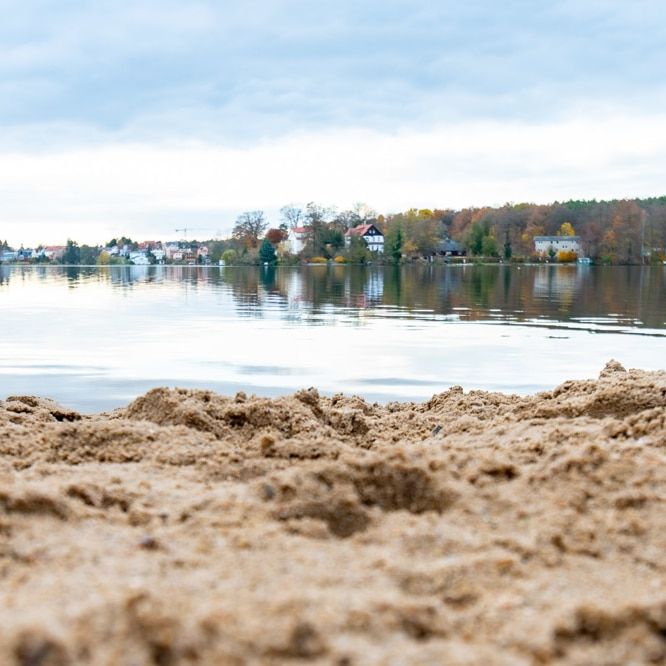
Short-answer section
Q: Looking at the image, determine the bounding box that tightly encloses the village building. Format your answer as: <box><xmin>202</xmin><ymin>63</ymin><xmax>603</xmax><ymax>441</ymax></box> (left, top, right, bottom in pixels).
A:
<box><xmin>164</xmin><ymin>242</ymin><xmax>182</xmax><ymax>261</ymax></box>
<box><xmin>534</xmin><ymin>236</ymin><xmax>582</xmax><ymax>256</ymax></box>
<box><xmin>129</xmin><ymin>251</ymin><xmax>150</xmax><ymax>265</ymax></box>
<box><xmin>138</xmin><ymin>241</ymin><xmax>166</xmax><ymax>263</ymax></box>
<box><xmin>436</xmin><ymin>239</ymin><xmax>465</xmax><ymax>256</ymax></box>
<box><xmin>42</xmin><ymin>246</ymin><xmax>67</xmax><ymax>261</ymax></box>
<box><xmin>287</xmin><ymin>227</ymin><xmax>309</xmax><ymax>254</ymax></box>
<box><xmin>344</xmin><ymin>224</ymin><xmax>384</xmax><ymax>253</ymax></box>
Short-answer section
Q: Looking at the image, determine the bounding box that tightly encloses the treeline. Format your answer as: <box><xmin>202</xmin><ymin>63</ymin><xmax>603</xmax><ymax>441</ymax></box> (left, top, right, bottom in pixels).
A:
<box><xmin>215</xmin><ymin>197</ymin><xmax>666</xmax><ymax>264</ymax></box>
<box><xmin>444</xmin><ymin>196</ymin><xmax>666</xmax><ymax>263</ymax></box>
<box><xmin>5</xmin><ymin>196</ymin><xmax>666</xmax><ymax>266</ymax></box>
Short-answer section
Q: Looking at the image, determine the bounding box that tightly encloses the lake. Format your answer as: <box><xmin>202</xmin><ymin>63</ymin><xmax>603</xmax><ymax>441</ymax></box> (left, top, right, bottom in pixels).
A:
<box><xmin>1</xmin><ymin>264</ymin><xmax>664</xmax><ymax>412</ymax></box>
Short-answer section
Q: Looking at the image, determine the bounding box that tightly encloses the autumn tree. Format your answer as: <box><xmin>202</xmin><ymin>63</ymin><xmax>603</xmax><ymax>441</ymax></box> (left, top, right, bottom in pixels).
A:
<box><xmin>232</xmin><ymin>211</ymin><xmax>267</xmax><ymax>249</ymax></box>
<box><xmin>266</xmin><ymin>228</ymin><xmax>286</xmax><ymax>244</ymax></box>
<box><xmin>558</xmin><ymin>222</ymin><xmax>576</xmax><ymax>236</ymax></box>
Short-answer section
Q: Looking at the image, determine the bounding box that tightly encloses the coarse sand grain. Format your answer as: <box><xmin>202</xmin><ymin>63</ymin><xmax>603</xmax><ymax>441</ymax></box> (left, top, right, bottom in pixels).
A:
<box><xmin>1</xmin><ymin>361</ymin><xmax>665</xmax><ymax>664</ymax></box>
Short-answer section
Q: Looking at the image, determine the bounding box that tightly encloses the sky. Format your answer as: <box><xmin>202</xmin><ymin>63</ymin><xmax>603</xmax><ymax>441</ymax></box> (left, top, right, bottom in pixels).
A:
<box><xmin>2</xmin><ymin>0</ymin><xmax>666</xmax><ymax>246</ymax></box>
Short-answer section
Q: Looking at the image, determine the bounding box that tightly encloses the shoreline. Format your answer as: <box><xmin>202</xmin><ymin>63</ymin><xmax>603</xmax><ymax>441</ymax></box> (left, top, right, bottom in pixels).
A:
<box><xmin>1</xmin><ymin>361</ymin><xmax>665</xmax><ymax>664</ymax></box>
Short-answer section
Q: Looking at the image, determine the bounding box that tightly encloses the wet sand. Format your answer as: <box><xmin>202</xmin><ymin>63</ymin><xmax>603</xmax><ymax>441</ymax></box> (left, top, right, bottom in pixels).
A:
<box><xmin>1</xmin><ymin>360</ymin><xmax>665</xmax><ymax>665</ymax></box>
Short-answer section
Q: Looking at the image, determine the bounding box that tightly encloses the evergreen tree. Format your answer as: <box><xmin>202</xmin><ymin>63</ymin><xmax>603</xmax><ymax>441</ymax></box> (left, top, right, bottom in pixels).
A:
<box><xmin>62</xmin><ymin>239</ymin><xmax>81</xmax><ymax>265</ymax></box>
<box><xmin>259</xmin><ymin>238</ymin><xmax>277</xmax><ymax>264</ymax></box>
<box><xmin>503</xmin><ymin>231</ymin><xmax>512</xmax><ymax>260</ymax></box>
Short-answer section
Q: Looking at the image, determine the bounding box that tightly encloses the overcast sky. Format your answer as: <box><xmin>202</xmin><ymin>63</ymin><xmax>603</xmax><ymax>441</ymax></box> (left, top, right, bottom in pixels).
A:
<box><xmin>2</xmin><ymin>0</ymin><xmax>666</xmax><ymax>245</ymax></box>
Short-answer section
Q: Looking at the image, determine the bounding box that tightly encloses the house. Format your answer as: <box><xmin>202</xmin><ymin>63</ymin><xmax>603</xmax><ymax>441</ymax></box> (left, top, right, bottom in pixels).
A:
<box><xmin>14</xmin><ymin>247</ymin><xmax>34</xmax><ymax>261</ymax></box>
<box><xmin>1</xmin><ymin>250</ymin><xmax>16</xmax><ymax>262</ymax></box>
<box><xmin>42</xmin><ymin>246</ymin><xmax>66</xmax><ymax>261</ymax></box>
<box><xmin>344</xmin><ymin>224</ymin><xmax>384</xmax><ymax>253</ymax></box>
<box><xmin>138</xmin><ymin>241</ymin><xmax>165</xmax><ymax>263</ymax></box>
<box><xmin>287</xmin><ymin>227</ymin><xmax>309</xmax><ymax>254</ymax></box>
<box><xmin>436</xmin><ymin>239</ymin><xmax>465</xmax><ymax>256</ymax></box>
<box><xmin>152</xmin><ymin>248</ymin><xmax>166</xmax><ymax>263</ymax></box>
<box><xmin>129</xmin><ymin>251</ymin><xmax>150</xmax><ymax>265</ymax></box>
<box><xmin>164</xmin><ymin>242</ymin><xmax>182</xmax><ymax>260</ymax></box>
<box><xmin>534</xmin><ymin>236</ymin><xmax>582</xmax><ymax>257</ymax></box>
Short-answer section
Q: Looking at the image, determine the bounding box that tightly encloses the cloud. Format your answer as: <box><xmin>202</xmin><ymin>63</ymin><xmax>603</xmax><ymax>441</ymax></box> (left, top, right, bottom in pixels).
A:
<box><xmin>2</xmin><ymin>108</ymin><xmax>665</xmax><ymax>245</ymax></box>
<box><xmin>1</xmin><ymin>0</ymin><xmax>665</xmax><ymax>143</ymax></box>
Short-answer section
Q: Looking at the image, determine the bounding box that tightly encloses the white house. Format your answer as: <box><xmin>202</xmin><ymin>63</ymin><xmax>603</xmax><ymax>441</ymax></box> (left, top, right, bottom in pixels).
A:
<box><xmin>534</xmin><ymin>236</ymin><xmax>582</xmax><ymax>256</ymax></box>
<box><xmin>129</xmin><ymin>251</ymin><xmax>150</xmax><ymax>265</ymax></box>
<box><xmin>344</xmin><ymin>224</ymin><xmax>384</xmax><ymax>253</ymax></box>
<box><xmin>287</xmin><ymin>227</ymin><xmax>309</xmax><ymax>254</ymax></box>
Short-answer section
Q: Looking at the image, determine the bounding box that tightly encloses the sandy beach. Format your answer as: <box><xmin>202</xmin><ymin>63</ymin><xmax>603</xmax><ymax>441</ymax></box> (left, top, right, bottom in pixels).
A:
<box><xmin>1</xmin><ymin>360</ymin><xmax>665</xmax><ymax>665</ymax></box>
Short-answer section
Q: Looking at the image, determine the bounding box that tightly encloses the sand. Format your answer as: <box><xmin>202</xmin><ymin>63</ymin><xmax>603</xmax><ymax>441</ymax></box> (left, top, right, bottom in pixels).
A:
<box><xmin>1</xmin><ymin>360</ymin><xmax>665</xmax><ymax>665</ymax></box>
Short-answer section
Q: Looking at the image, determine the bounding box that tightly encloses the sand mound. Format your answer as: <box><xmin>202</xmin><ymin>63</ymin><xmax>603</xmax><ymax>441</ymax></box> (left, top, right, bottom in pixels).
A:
<box><xmin>1</xmin><ymin>361</ymin><xmax>665</xmax><ymax>664</ymax></box>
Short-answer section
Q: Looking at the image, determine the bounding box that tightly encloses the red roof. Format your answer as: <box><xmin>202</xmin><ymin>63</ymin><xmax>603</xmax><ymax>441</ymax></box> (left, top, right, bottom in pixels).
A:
<box><xmin>292</xmin><ymin>226</ymin><xmax>309</xmax><ymax>234</ymax></box>
<box><xmin>344</xmin><ymin>224</ymin><xmax>376</xmax><ymax>237</ymax></box>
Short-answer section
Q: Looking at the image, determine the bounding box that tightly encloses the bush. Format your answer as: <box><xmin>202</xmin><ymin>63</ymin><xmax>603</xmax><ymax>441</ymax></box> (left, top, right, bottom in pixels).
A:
<box><xmin>557</xmin><ymin>250</ymin><xmax>578</xmax><ymax>263</ymax></box>
<box><xmin>309</xmin><ymin>256</ymin><xmax>328</xmax><ymax>264</ymax></box>
<box><xmin>277</xmin><ymin>252</ymin><xmax>299</xmax><ymax>265</ymax></box>
<box><xmin>221</xmin><ymin>249</ymin><xmax>237</xmax><ymax>265</ymax></box>
<box><xmin>333</xmin><ymin>255</ymin><xmax>347</xmax><ymax>263</ymax></box>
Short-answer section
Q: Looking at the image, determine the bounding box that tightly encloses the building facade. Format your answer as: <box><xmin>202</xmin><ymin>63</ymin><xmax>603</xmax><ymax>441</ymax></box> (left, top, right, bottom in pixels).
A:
<box><xmin>344</xmin><ymin>224</ymin><xmax>384</xmax><ymax>253</ymax></box>
<box><xmin>534</xmin><ymin>236</ymin><xmax>582</xmax><ymax>256</ymax></box>
<box><xmin>287</xmin><ymin>227</ymin><xmax>309</xmax><ymax>254</ymax></box>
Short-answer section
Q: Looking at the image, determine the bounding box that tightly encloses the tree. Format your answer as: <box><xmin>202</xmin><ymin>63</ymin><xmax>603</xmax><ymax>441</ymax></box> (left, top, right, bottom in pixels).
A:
<box><xmin>348</xmin><ymin>236</ymin><xmax>370</xmax><ymax>263</ymax></box>
<box><xmin>385</xmin><ymin>221</ymin><xmax>403</xmax><ymax>261</ymax></box>
<box><xmin>79</xmin><ymin>245</ymin><xmax>99</xmax><ymax>265</ymax></box>
<box><xmin>62</xmin><ymin>239</ymin><xmax>81</xmax><ymax>265</ymax></box>
<box><xmin>301</xmin><ymin>202</ymin><xmax>334</xmax><ymax>257</ymax></box>
<box><xmin>280</xmin><ymin>205</ymin><xmax>304</xmax><ymax>229</ymax></box>
<box><xmin>481</xmin><ymin>235</ymin><xmax>498</xmax><ymax>257</ymax></box>
<box><xmin>335</xmin><ymin>202</ymin><xmax>376</xmax><ymax>229</ymax></box>
<box><xmin>266</xmin><ymin>228</ymin><xmax>286</xmax><ymax>244</ymax></box>
<box><xmin>466</xmin><ymin>222</ymin><xmax>486</xmax><ymax>256</ymax></box>
<box><xmin>558</xmin><ymin>222</ymin><xmax>576</xmax><ymax>237</ymax></box>
<box><xmin>503</xmin><ymin>231</ymin><xmax>512</xmax><ymax>260</ymax></box>
<box><xmin>232</xmin><ymin>211</ymin><xmax>267</xmax><ymax>249</ymax></box>
<box><xmin>221</xmin><ymin>249</ymin><xmax>237</xmax><ymax>264</ymax></box>
<box><xmin>259</xmin><ymin>238</ymin><xmax>277</xmax><ymax>264</ymax></box>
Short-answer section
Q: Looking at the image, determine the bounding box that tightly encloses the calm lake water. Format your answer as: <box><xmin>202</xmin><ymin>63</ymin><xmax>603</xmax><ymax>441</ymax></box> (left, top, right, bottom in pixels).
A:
<box><xmin>1</xmin><ymin>264</ymin><xmax>665</xmax><ymax>412</ymax></box>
